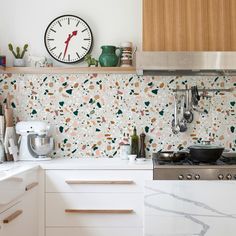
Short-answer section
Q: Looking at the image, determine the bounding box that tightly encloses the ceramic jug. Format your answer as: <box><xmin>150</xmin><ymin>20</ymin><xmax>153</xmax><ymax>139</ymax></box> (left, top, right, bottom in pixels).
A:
<box><xmin>99</xmin><ymin>45</ymin><xmax>121</xmax><ymax>67</ymax></box>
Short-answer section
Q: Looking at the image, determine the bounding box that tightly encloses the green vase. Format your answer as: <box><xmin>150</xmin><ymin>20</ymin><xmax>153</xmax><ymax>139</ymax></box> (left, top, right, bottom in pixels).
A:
<box><xmin>99</xmin><ymin>45</ymin><xmax>120</xmax><ymax>67</ymax></box>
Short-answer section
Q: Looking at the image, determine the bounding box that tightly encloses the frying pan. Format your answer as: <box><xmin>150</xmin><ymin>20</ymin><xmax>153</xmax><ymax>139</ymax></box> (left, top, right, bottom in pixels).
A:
<box><xmin>153</xmin><ymin>151</ymin><xmax>189</xmax><ymax>162</ymax></box>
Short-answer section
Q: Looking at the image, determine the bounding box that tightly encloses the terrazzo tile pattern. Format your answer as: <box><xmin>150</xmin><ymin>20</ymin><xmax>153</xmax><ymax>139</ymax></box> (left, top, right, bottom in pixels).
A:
<box><xmin>0</xmin><ymin>73</ymin><xmax>235</xmax><ymax>158</ymax></box>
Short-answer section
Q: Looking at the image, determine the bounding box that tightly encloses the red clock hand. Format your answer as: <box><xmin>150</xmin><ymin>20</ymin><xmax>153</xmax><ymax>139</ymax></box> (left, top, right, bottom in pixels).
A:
<box><xmin>63</xmin><ymin>31</ymin><xmax>78</xmax><ymax>59</ymax></box>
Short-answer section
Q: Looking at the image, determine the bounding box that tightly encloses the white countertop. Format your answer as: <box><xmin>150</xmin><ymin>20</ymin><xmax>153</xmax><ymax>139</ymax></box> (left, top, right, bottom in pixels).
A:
<box><xmin>39</xmin><ymin>157</ymin><xmax>153</xmax><ymax>170</ymax></box>
<box><xmin>0</xmin><ymin>162</ymin><xmax>39</xmax><ymax>181</ymax></box>
<box><xmin>0</xmin><ymin>158</ymin><xmax>153</xmax><ymax>181</ymax></box>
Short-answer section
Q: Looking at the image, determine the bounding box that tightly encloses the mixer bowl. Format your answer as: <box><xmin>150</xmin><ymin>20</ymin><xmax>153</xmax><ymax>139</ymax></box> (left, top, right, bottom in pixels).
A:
<box><xmin>30</xmin><ymin>135</ymin><xmax>54</xmax><ymax>157</ymax></box>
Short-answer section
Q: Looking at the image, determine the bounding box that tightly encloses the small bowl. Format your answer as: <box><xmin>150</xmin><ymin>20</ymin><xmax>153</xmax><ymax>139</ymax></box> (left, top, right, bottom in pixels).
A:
<box><xmin>128</xmin><ymin>154</ymin><xmax>137</xmax><ymax>162</ymax></box>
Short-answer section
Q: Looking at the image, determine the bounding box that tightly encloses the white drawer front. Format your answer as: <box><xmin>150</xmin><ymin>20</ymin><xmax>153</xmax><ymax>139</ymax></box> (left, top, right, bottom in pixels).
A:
<box><xmin>46</xmin><ymin>170</ymin><xmax>152</xmax><ymax>193</ymax></box>
<box><xmin>46</xmin><ymin>193</ymin><xmax>143</xmax><ymax>227</ymax></box>
<box><xmin>46</xmin><ymin>227</ymin><xmax>143</xmax><ymax>236</ymax></box>
<box><xmin>0</xmin><ymin>201</ymin><xmax>24</xmax><ymax>236</ymax></box>
<box><xmin>23</xmin><ymin>169</ymin><xmax>38</xmax><ymax>188</ymax></box>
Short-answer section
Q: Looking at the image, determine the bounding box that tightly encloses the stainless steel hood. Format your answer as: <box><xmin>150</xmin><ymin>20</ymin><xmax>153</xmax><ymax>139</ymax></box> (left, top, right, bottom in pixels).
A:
<box><xmin>136</xmin><ymin>52</ymin><xmax>236</xmax><ymax>76</ymax></box>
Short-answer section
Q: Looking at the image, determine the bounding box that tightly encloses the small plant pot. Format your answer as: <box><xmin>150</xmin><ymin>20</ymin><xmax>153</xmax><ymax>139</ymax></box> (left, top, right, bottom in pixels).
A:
<box><xmin>13</xmin><ymin>58</ymin><xmax>25</xmax><ymax>67</ymax></box>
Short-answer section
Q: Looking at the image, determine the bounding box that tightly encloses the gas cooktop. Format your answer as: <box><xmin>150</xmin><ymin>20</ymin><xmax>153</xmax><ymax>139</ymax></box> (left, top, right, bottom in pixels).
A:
<box><xmin>153</xmin><ymin>156</ymin><xmax>236</xmax><ymax>166</ymax></box>
<box><xmin>153</xmin><ymin>156</ymin><xmax>236</xmax><ymax>180</ymax></box>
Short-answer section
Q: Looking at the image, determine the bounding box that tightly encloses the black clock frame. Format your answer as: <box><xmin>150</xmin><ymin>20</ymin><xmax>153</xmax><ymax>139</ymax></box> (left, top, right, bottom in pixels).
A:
<box><xmin>44</xmin><ymin>14</ymin><xmax>93</xmax><ymax>64</ymax></box>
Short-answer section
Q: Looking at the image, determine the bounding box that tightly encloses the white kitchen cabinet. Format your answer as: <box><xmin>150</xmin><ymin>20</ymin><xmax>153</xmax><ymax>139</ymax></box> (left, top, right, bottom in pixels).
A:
<box><xmin>45</xmin><ymin>169</ymin><xmax>152</xmax><ymax>236</ymax></box>
<box><xmin>0</xmin><ymin>168</ymin><xmax>39</xmax><ymax>236</ymax></box>
<box><xmin>21</xmin><ymin>184</ymin><xmax>39</xmax><ymax>236</ymax></box>
<box><xmin>46</xmin><ymin>192</ymin><xmax>143</xmax><ymax>227</ymax></box>
<box><xmin>0</xmin><ymin>201</ymin><xmax>24</xmax><ymax>236</ymax></box>
<box><xmin>46</xmin><ymin>227</ymin><xmax>143</xmax><ymax>236</ymax></box>
<box><xmin>46</xmin><ymin>170</ymin><xmax>151</xmax><ymax>193</ymax></box>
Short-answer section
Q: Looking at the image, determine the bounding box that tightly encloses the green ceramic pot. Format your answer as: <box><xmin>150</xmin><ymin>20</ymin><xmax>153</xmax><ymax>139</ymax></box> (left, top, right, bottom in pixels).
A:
<box><xmin>99</xmin><ymin>45</ymin><xmax>120</xmax><ymax>67</ymax></box>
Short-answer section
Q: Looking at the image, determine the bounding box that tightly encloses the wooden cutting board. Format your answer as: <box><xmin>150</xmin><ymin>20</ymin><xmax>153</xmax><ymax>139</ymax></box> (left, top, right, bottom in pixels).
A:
<box><xmin>4</xmin><ymin>94</ymin><xmax>15</xmax><ymax>161</ymax></box>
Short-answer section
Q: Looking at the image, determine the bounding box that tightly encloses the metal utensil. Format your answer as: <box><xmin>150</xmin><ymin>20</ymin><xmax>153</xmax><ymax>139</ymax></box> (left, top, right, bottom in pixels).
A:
<box><xmin>183</xmin><ymin>88</ymin><xmax>194</xmax><ymax>123</ymax></box>
<box><xmin>179</xmin><ymin>95</ymin><xmax>188</xmax><ymax>132</ymax></box>
<box><xmin>172</xmin><ymin>95</ymin><xmax>180</xmax><ymax>134</ymax></box>
<box><xmin>191</xmin><ymin>86</ymin><xmax>198</xmax><ymax>107</ymax></box>
<box><xmin>195</xmin><ymin>86</ymin><xmax>200</xmax><ymax>101</ymax></box>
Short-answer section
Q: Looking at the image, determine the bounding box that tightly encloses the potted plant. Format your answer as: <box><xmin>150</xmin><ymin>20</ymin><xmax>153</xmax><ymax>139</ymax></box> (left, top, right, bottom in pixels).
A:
<box><xmin>8</xmin><ymin>43</ymin><xmax>28</xmax><ymax>67</ymax></box>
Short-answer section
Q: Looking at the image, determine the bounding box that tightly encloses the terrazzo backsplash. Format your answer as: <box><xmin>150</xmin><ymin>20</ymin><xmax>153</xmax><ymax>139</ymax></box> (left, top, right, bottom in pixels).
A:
<box><xmin>0</xmin><ymin>73</ymin><xmax>235</xmax><ymax>158</ymax></box>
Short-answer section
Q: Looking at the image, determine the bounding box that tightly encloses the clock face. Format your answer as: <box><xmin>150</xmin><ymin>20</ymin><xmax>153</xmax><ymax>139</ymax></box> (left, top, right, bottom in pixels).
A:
<box><xmin>44</xmin><ymin>15</ymin><xmax>93</xmax><ymax>64</ymax></box>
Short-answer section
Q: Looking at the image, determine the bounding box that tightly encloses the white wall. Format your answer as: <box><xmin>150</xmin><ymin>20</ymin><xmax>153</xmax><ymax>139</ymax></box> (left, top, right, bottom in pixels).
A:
<box><xmin>0</xmin><ymin>0</ymin><xmax>142</xmax><ymax>66</ymax></box>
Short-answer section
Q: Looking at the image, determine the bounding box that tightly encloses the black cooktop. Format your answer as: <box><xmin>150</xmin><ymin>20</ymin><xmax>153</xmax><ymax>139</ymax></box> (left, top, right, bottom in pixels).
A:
<box><xmin>153</xmin><ymin>156</ymin><xmax>236</xmax><ymax>166</ymax></box>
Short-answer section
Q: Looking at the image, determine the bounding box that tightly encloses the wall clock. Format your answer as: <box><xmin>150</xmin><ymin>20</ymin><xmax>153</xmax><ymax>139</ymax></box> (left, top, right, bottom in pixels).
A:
<box><xmin>44</xmin><ymin>15</ymin><xmax>93</xmax><ymax>64</ymax></box>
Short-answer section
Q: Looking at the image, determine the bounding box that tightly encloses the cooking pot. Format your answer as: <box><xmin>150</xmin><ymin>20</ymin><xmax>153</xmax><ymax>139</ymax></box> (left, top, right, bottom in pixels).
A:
<box><xmin>188</xmin><ymin>145</ymin><xmax>224</xmax><ymax>163</ymax></box>
<box><xmin>153</xmin><ymin>150</ymin><xmax>189</xmax><ymax>162</ymax></box>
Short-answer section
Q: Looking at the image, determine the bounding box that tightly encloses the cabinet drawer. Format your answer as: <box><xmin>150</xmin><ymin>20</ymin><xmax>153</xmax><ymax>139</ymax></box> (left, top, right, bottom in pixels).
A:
<box><xmin>23</xmin><ymin>169</ymin><xmax>39</xmax><ymax>189</ymax></box>
<box><xmin>46</xmin><ymin>170</ymin><xmax>152</xmax><ymax>193</ymax></box>
<box><xmin>46</xmin><ymin>193</ymin><xmax>143</xmax><ymax>227</ymax></box>
<box><xmin>46</xmin><ymin>227</ymin><xmax>142</xmax><ymax>236</ymax></box>
<box><xmin>0</xmin><ymin>201</ymin><xmax>24</xmax><ymax>235</ymax></box>
<box><xmin>0</xmin><ymin>169</ymin><xmax>38</xmax><ymax>212</ymax></box>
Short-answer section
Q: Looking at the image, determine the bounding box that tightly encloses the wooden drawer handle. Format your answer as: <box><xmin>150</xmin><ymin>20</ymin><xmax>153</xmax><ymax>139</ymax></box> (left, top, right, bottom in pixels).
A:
<box><xmin>65</xmin><ymin>209</ymin><xmax>134</xmax><ymax>214</ymax></box>
<box><xmin>25</xmin><ymin>182</ymin><xmax>38</xmax><ymax>191</ymax></box>
<box><xmin>3</xmin><ymin>210</ymin><xmax>23</xmax><ymax>224</ymax></box>
<box><xmin>65</xmin><ymin>180</ymin><xmax>134</xmax><ymax>185</ymax></box>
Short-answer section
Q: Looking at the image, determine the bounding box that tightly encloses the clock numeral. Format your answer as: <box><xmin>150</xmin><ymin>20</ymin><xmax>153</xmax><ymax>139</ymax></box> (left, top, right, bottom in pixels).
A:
<box><xmin>76</xmin><ymin>21</ymin><xmax>80</xmax><ymax>27</ymax></box>
<box><xmin>58</xmin><ymin>52</ymin><xmax>62</xmax><ymax>59</ymax></box>
<box><xmin>76</xmin><ymin>52</ymin><xmax>80</xmax><ymax>59</ymax></box>
<box><xmin>68</xmin><ymin>54</ymin><xmax>70</xmax><ymax>61</ymax></box>
<box><xmin>50</xmin><ymin>46</ymin><xmax>56</xmax><ymax>51</ymax></box>
<box><xmin>48</xmin><ymin>39</ymin><xmax>55</xmax><ymax>41</ymax></box>
<box><xmin>81</xmin><ymin>46</ymin><xmax>87</xmax><ymax>51</ymax></box>
<box><xmin>81</xmin><ymin>28</ymin><xmax>88</xmax><ymax>33</ymax></box>
<box><xmin>50</xmin><ymin>29</ymin><xmax>56</xmax><ymax>33</ymax></box>
<box><xmin>68</xmin><ymin>18</ymin><xmax>70</xmax><ymax>25</ymax></box>
<box><xmin>84</xmin><ymin>38</ymin><xmax>91</xmax><ymax>41</ymax></box>
<box><xmin>58</xmin><ymin>21</ymin><xmax>62</xmax><ymax>27</ymax></box>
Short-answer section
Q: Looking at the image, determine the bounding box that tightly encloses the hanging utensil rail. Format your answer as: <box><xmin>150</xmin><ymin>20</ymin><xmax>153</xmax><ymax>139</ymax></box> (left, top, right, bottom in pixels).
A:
<box><xmin>173</xmin><ymin>88</ymin><xmax>234</xmax><ymax>92</ymax></box>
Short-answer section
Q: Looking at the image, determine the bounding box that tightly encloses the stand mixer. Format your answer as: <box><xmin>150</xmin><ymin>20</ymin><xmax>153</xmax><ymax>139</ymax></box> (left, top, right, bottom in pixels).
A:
<box><xmin>16</xmin><ymin>121</ymin><xmax>54</xmax><ymax>161</ymax></box>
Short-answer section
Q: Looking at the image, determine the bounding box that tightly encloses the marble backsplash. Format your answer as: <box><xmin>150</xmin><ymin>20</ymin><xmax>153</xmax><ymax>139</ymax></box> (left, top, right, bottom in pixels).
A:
<box><xmin>0</xmin><ymin>73</ymin><xmax>235</xmax><ymax>158</ymax></box>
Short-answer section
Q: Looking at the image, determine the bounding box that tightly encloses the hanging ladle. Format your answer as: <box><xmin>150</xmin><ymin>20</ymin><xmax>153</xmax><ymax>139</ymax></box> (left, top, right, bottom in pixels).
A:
<box><xmin>172</xmin><ymin>94</ymin><xmax>180</xmax><ymax>134</ymax></box>
<box><xmin>179</xmin><ymin>95</ymin><xmax>188</xmax><ymax>132</ymax></box>
<box><xmin>183</xmin><ymin>87</ymin><xmax>194</xmax><ymax>123</ymax></box>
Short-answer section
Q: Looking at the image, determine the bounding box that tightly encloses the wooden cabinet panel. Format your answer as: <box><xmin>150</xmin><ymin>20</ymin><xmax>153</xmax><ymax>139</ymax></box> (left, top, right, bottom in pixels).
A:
<box><xmin>143</xmin><ymin>0</ymin><xmax>165</xmax><ymax>51</ymax></box>
<box><xmin>185</xmin><ymin>0</ymin><xmax>208</xmax><ymax>51</ymax></box>
<box><xmin>163</xmin><ymin>0</ymin><xmax>188</xmax><ymax>51</ymax></box>
<box><xmin>143</xmin><ymin>0</ymin><xmax>236</xmax><ymax>51</ymax></box>
<box><xmin>230</xmin><ymin>0</ymin><xmax>236</xmax><ymax>50</ymax></box>
<box><xmin>207</xmin><ymin>0</ymin><xmax>231</xmax><ymax>51</ymax></box>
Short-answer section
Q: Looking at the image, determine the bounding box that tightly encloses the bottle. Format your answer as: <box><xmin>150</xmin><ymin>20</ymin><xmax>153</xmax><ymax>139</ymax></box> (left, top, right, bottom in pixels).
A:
<box><xmin>131</xmin><ymin>127</ymin><xmax>139</xmax><ymax>157</ymax></box>
<box><xmin>139</xmin><ymin>132</ymin><xmax>146</xmax><ymax>158</ymax></box>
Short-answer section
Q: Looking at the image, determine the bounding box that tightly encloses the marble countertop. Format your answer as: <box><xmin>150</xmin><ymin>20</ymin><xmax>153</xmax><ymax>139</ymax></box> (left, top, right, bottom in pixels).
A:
<box><xmin>0</xmin><ymin>158</ymin><xmax>153</xmax><ymax>181</ymax></box>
